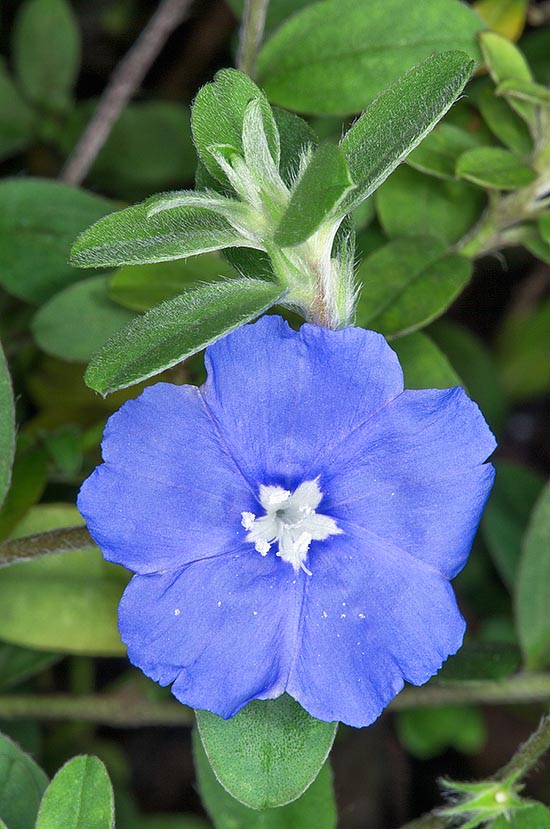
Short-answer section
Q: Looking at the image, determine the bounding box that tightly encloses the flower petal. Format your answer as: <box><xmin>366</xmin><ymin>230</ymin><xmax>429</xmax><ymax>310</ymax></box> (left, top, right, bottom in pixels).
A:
<box><xmin>118</xmin><ymin>550</ymin><xmax>303</xmax><ymax>717</ymax></box>
<box><xmin>319</xmin><ymin>387</ymin><xmax>496</xmax><ymax>578</ymax></box>
<box><xmin>287</xmin><ymin>532</ymin><xmax>465</xmax><ymax>727</ymax></box>
<box><xmin>78</xmin><ymin>383</ymin><xmax>255</xmax><ymax>574</ymax></box>
<box><xmin>202</xmin><ymin>316</ymin><xmax>404</xmax><ymax>488</ymax></box>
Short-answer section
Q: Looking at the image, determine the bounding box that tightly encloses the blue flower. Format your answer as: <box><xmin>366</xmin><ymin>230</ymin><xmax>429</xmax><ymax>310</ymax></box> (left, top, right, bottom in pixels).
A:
<box><xmin>78</xmin><ymin>316</ymin><xmax>496</xmax><ymax>727</ymax></box>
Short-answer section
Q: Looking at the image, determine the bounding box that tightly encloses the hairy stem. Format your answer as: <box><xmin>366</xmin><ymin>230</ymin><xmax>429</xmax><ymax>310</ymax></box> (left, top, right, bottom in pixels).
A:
<box><xmin>495</xmin><ymin>713</ymin><xmax>550</xmax><ymax>783</ymax></box>
<box><xmin>236</xmin><ymin>0</ymin><xmax>270</xmax><ymax>78</ymax></box>
<box><xmin>61</xmin><ymin>0</ymin><xmax>194</xmax><ymax>186</ymax></box>
<box><xmin>1</xmin><ymin>674</ymin><xmax>550</xmax><ymax>727</ymax></box>
<box><xmin>0</xmin><ymin>527</ymin><xmax>94</xmax><ymax>567</ymax></box>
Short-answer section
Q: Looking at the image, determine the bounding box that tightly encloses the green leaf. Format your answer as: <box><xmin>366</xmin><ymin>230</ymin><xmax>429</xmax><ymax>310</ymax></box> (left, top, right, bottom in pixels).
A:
<box><xmin>456</xmin><ymin>146</ymin><xmax>536</xmax><ymax>189</ymax></box>
<box><xmin>429</xmin><ymin>319</ymin><xmax>507</xmax><ymax>433</ymax></box>
<box><xmin>376</xmin><ymin>165</ymin><xmax>485</xmax><ymax>244</ymax></box>
<box><xmin>480</xmin><ymin>31</ymin><xmax>535</xmax><ymax>124</ymax></box>
<box><xmin>0</xmin><ymin>642</ymin><xmax>60</xmax><ymax>691</ymax></box>
<box><xmin>391</xmin><ymin>332</ymin><xmax>461</xmax><ymax>390</ymax></box>
<box><xmin>0</xmin><ymin>730</ymin><xmax>48</xmax><ymax>829</ymax></box>
<box><xmin>275</xmin><ymin>144</ymin><xmax>353</xmax><ymax>246</ymax></box>
<box><xmin>0</xmin><ymin>178</ymin><xmax>113</xmax><ymax>304</ymax></box>
<box><xmin>0</xmin><ymin>440</ymin><xmax>48</xmax><ymax>542</ymax></box>
<box><xmin>13</xmin><ymin>0</ymin><xmax>80</xmax><ymax>113</ymax></box>
<box><xmin>32</xmin><ymin>275</ymin><xmax>136</xmax><ymax>362</ymax></box>
<box><xmin>0</xmin><ymin>342</ymin><xmax>15</xmax><ymax>511</ymax></box>
<box><xmin>0</xmin><ymin>504</ymin><xmax>128</xmax><ymax>656</ymax></box>
<box><xmin>478</xmin><ymin>84</ymin><xmax>533</xmax><ymax>155</ymax></box>
<box><xmin>273</xmin><ymin>107</ymin><xmax>318</xmax><ymax>188</ymax></box>
<box><xmin>196</xmin><ymin>695</ymin><xmax>337</xmax><ymax>809</ymax></box>
<box><xmin>85</xmin><ymin>279</ymin><xmax>284</xmax><ymax>395</ymax></box>
<box><xmin>496</xmin><ymin>298</ymin><xmax>550</xmax><ymax>399</ymax></box>
<box><xmin>35</xmin><ymin>755</ymin><xmax>114</xmax><ymax>829</ymax></box>
<box><xmin>70</xmin><ymin>199</ymin><xmax>248</xmax><ymax>269</ymax></box>
<box><xmin>339</xmin><ymin>52</ymin><xmax>473</xmax><ymax>210</ymax></box>
<box><xmin>436</xmin><ymin>641</ymin><xmax>521</xmax><ymax>682</ymax></box>
<box><xmin>194</xmin><ymin>730</ymin><xmax>336</xmax><ymax>829</ymax></box>
<box><xmin>356</xmin><ymin>238</ymin><xmax>472</xmax><ymax>337</ymax></box>
<box><xmin>407</xmin><ymin>122</ymin><xmax>481</xmax><ymax>180</ymax></box>
<box><xmin>482</xmin><ymin>462</ymin><xmax>545</xmax><ymax>590</ymax></box>
<box><xmin>480</xmin><ymin>31</ymin><xmax>533</xmax><ymax>84</ymax></box>
<box><xmin>497</xmin><ymin>77</ymin><xmax>550</xmax><ymax>105</ymax></box>
<box><xmin>109</xmin><ymin>254</ymin><xmax>238</xmax><ymax>312</ymax></box>
<box><xmin>63</xmin><ymin>101</ymin><xmax>196</xmax><ymax>200</ymax></box>
<box><xmin>0</xmin><ymin>59</ymin><xmax>34</xmax><ymax>161</ymax></box>
<box><xmin>257</xmin><ymin>0</ymin><xmax>484</xmax><ymax>114</ymax></box>
<box><xmin>492</xmin><ymin>804</ymin><xmax>550</xmax><ymax>829</ymax></box>
<box><xmin>191</xmin><ymin>69</ymin><xmax>279</xmax><ymax>185</ymax></box>
<box><xmin>516</xmin><ymin>478</ymin><xmax>550</xmax><ymax>669</ymax></box>
<box><xmin>539</xmin><ymin>212</ymin><xmax>550</xmax><ymax>244</ymax></box>
<box><xmin>397</xmin><ymin>705</ymin><xmax>486</xmax><ymax>759</ymax></box>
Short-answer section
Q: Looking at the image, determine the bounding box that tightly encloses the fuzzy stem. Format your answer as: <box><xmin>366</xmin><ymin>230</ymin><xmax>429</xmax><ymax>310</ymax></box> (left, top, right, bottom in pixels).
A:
<box><xmin>236</xmin><ymin>0</ymin><xmax>270</xmax><ymax>78</ymax></box>
<box><xmin>494</xmin><ymin>713</ymin><xmax>550</xmax><ymax>783</ymax></box>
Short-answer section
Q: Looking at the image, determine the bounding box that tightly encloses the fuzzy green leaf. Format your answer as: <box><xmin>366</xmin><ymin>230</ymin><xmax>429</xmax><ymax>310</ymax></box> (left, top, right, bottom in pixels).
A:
<box><xmin>340</xmin><ymin>52</ymin><xmax>474</xmax><ymax>210</ymax></box>
<box><xmin>196</xmin><ymin>695</ymin><xmax>337</xmax><ymax>809</ymax></box>
<box><xmin>258</xmin><ymin>0</ymin><xmax>484</xmax><ymax>114</ymax></box>
<box><xmin>275</xmin><ymin>143</ymin><xmax>353</xmax><ymax>246</ymax></box>
<box><xmin>35</xmin><ymin>756</ymin><xmax>114</xmax><ymax>829</ymax></box>
<box><xmin>85</xmin><ymin>279</ymin><xmax>284</xmax><ymax>395</ymax></box>
<box><xmin>0</xmin><ymin>342</ymin><xmax>15</xmax><ymax>511</ymax></box>
<box><xmin>70</xmin><ymin>198</ymin><xmax>251</xmax><ymax>269</ymax></box>
<box><xmin>191</xmin><ymin>69</ymin><xmax>279</xmax><ymax>185</ymax></box>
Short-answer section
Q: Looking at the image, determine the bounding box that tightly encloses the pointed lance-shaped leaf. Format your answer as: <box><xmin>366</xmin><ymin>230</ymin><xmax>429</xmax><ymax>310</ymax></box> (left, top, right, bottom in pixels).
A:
<box><xmin>275</xmin><ymin>143</ymin><xmax>354</xmax><ymax>247</ymax></box>
<box><xmin>339</xmin><ymin>51</ymin><xmax>475</xmax><ymax>212</ymax></box>
<box><xmin>85</xmin><ymin>279</ymin><xmax>286</xmax><ymax>395</ymax></box>
<box><xmin>70</xmin><ymin>199</ymin><xmax>254</xmax><ymax>269</ymax></box>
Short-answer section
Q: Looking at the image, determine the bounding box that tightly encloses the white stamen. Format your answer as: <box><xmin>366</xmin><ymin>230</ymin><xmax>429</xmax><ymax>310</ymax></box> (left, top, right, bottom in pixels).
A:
<box><xmin>241</xmin><ymin>478</ymin><xmax>342</xmax><ymax>575</ymax></box>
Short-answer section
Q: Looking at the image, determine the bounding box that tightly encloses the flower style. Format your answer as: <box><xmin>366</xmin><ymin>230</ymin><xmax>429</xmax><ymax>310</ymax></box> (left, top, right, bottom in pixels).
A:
<box><xmin>78</xmin><ymin>316</ymin><xmax>496</xmax><ymax>727</ymax></box>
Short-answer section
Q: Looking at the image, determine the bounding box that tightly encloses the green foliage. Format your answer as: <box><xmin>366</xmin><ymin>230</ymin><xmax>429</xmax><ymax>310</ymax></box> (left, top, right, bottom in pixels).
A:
<box><xmin>0</xmin><ymin>504</ymin><xmax>127</xmax><ymax>655</ymax></box>
<box><xmin>356</xmin><ymin>237</ymin><xmax>472</xmax><ymax>337</ymax></box>
<box><xmin>194</xmin><ymin>730</ymin><xmax>336</xmax><ymax>829</ymax></box>
<box><xmin>483</xmin><ymin>462</ymin><xmax>545</xmax><ymax>590</ymax></box>
<box><xmin>477</xmin><ymin>84</ymin><xmax>533</xmax><ymax>155</ymax></box>
<box><xmin>257</xmin><ymin>0</ymin><xmax>484</xmax><ymax>114</ymax></box>
<box><xmin>497</xmin><ymin>298</ymin><xmax>550</xmax><ymax>399</ymax></box>
<box><xmin>375</xmin><ymin>166</ymin><xmax>485</xmax><ymax>244</ymax></box>
<box><xmin>339</xmin><ymin>52</ymin><xmax>473</xmax><ymax>210</ymax></box>
<box><xmin>407</xmin><ymin>122</ymin><xmax>481</xmax><ymax>180</ymax></box>
<box><xmin>516</xmin><ymin>480</ymin><xmax>550</xmax><ymax>669</ymax></box>
<box><xmin>0</xmin><ymin>730</ymin><xmax>48</xmax><ymax>829</ymax></box>
<box><xmin>13</xmin><ymin>0</ymin><xmax>80</xmax><ymax>114</ymax></box>
<box><xmin>0</xmin><ymin>60</ymin><xmax>34</xmax><ymax>161</ymax></box>
<box><xmin>391</xmin><ymin>332</ymin><xmax>461</xmax><ymax>390</ymax></box>
<box><xmin>32</xmin><ymin>275</ymin><xmax>136</xmax><ymax>362</ymax></box>
<box><xmin>192</xmin><ymin>69</ymin><xmax>279</xmax><ymax>186</ymax></box>
<box><xmin>0</xmin><ymin>343</ymin><xmax>15</xmax><ymax>511</ymax></box>
<box><xmin>85</xmin><ymin>279</ymin><xmax>284</xmax><ymax>394</ymax></box>
<box><xmin>480</xmin><ymin>31</ymin><xmax>535</xmax><ymax>125</ymax></box>
<box><xmin>397</xmin><ymin>705</ymin><xmax>486</xmax><ymax>759</ymax></box>
<box><xmin>492</xmin><ymin>804</ymin><xmax>550</xmax><ymax>829</ymax></box>
<box><xmin>0</xmin><ymin>440</ymin><xmax>48</xmax><ymax>541</ymax></box>
<box><xmin>456</xmin><ymin>146</ymin><xmax>536</xmax><ymax>189</ymax></box>
<box><xmin>108</xmin><ymin>255</ymin><xmax>238</xmax><ymax>312</ymax></box>
<box><xmin>70</xmin><ymin>200</ymin><xmax>246</xmax><ymax>269</ymax></box>
<box><xmin>275</xmin><ymin>143</ymin><xmax>353</xmax><ymax>246</ymax></box>
<box><xmin>0</xmin><ymin>179</ymin><xmax>113</xmax><ymax>304</ymax></box>
<box><xmin>35</xmin><ymin>755</ymin><xmax>115</xmax><ymax>829</ymax></box>
<box><xmin>0</xmin><ymin>643</ymin><xmax>59</xmax><ymax>692</ymax></box>
<box><xmin>196</xmin><ymin>695</ymin><xmax>337</xmax><ymax>809</ymax></box>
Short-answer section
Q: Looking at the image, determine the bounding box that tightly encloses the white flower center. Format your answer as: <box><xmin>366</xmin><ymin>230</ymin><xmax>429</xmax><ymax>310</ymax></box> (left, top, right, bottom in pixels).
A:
<box><xmin>241</xmin><ymin>479</ymin><xmax>342</xmax><ymax>575</ymax></box>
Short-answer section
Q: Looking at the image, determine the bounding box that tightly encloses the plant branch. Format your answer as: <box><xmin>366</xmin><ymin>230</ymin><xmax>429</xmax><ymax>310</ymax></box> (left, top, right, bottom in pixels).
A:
<box><xmin>0</xmin><ymin>526</ymin><xmax>94</xmax><ymax>567</ymax></box>
<box><xmin>236</xmin><ymin>0</ymin><xmax>270</xmax><ymax>78</ymax></box>
<box><xmin>494</xmin><ymin>713</ymin><xmax>550</xmax><ymax>783</ymax></box>
<box><xmin>61</xmin><ymin>0</ymin><xmax>194</xmax><ymax>186</ymax></box>
<box><xmin>1</xmin><ymin>674</ymin><xmax>550</xmax><ymax>728</ymax></box>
